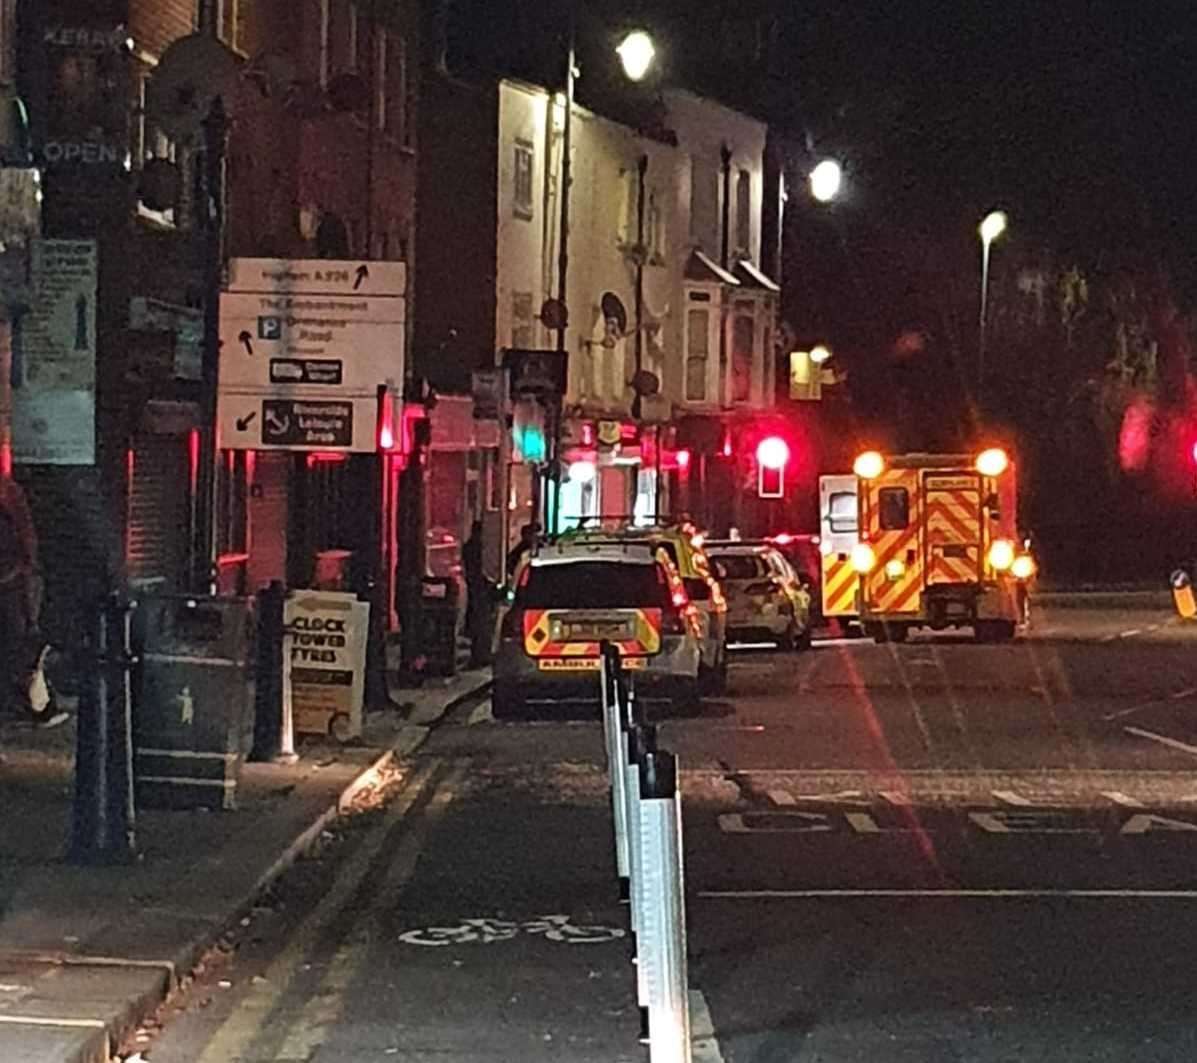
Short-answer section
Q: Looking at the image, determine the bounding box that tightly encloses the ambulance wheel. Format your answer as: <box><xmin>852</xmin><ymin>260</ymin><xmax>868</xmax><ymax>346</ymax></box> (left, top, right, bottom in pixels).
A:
<box><xmin>975</xmin><ymin>620</ymin><xmax>1016</xmax><ymax>643</ymax></box>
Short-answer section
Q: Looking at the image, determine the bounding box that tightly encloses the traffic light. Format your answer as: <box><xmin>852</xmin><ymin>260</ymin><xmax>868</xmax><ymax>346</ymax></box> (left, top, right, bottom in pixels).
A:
<box><xmin>512</xmin><ymin>396</ymin><xmax>547</xmax><ymax>463</ymax></box>
<box><xmin>756</xmin><ymin>435</ymin><xmax>789</xmax><ymax>498</ymax></box>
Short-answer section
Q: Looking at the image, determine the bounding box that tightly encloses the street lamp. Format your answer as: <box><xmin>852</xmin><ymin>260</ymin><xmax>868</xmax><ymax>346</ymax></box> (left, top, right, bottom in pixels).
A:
<box><xmin>809</xmin><ymin>343</ymin><xmax>833</xmax><ymax>365</ymax></box>
<box><xmin>809</xmin><ymin>159</ymin><xmax>843</xmax><ymax>203</ymax></box>
<box><xmin>978</xmin><ymin>209</ymin><xmax>1008</xmax><ymax>389</ymax></box>
<box><xmin>617</xmin><ymin>30</ymin><xmax>656</xmax><ymax>82</ymax></box>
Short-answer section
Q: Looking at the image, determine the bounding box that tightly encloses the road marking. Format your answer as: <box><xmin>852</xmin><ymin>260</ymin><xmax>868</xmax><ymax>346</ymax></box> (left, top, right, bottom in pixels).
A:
<box><xmin>1125</xmin><ymin>726</ymin><xmax>1197</xmax><ymax>759</ymax></box>
<box><xmin>1101</xmin><ymin>791</ymin><xmax>1145</xmax><ymax>808</ymax></box>
<box><xmin>194</xmin><ymin>760</ymin><xmax>446</xmax><ymax>1063</ymax></box>
<box><xmin>0</xmin><ymin>1016</ymin><xmax>107</xmax><ymax>1028</ymax></box>
<box><xmin>698</xmin><ymin>888</ymin><xmax>1197</xmax><ymax>900</ymax></box>
<box><xmin>1104</xmin><ymin>686</ymin><xmax>1197</xmax><ymax>721</ymax></box>
<box><xmin>880</xmin><ymin>790</ymin><xmax>912</xmax><ymax>806</ymax></box>
<box><xmin>768</xmin><ymin>789</ymin><xmax>796</xmax><ymax>806</ymax></box>
<box><xmin>690</xmin><ymin>988</ymin><xmax>727</xmax><ymax>1063</ymax></box>
<box><xmin>467</xmin><ymin>700</ymin><xmax>493</xmax><ymax>726</ymax></box>
<box><xmin>992</xmin><ymin>790</ymin><xmax>1035</xmax><ymax>806</ymax></box>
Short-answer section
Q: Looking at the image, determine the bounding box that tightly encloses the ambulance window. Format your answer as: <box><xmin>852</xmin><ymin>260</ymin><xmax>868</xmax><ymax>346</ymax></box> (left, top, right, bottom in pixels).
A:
<box><xmin>879</xmin><ymin>487</ymin><xmax>910</xmax><ymax>530</ymax></box>
<box><xmin>828</xmin><ymin>492</ymin><xmax>858</xmax><ymax>534</ymax></box>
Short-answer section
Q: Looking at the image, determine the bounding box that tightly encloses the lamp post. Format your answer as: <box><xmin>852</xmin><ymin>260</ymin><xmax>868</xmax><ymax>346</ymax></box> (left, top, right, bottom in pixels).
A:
<box><xmin>978</xmin><ymin>209</ymin><xmax>1008</xmax><ymax>391</ymax></box>
<box><xmin>548</xmin><ymin>24</ymin><xmax>656</xmax><ymax>531</ymax></box>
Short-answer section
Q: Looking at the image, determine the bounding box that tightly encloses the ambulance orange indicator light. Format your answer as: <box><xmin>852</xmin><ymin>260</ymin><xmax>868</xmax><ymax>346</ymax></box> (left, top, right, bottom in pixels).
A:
<box><xmin>988</xmin><ymin>538</ymin><xmax>1016</xmax><ymax>571</ymax></box>
<box><xmin>975</xmin><ymin>447</ymin><xmax>1009</xmax><ymax>477</ymax></box>
<box><xmin>1011</xmin><ymin>554</ymin><xmax>1036</xmax><ymax>581</ymax></box>
<box><xmin>850</xmin><ymin>543</ymin><xmax>877</xmax><ymax>573</ymax></box>
<box><xmin>853</xmin><ymin>451</ymin><xmax>885</xmax><ymax>479</ymax></box>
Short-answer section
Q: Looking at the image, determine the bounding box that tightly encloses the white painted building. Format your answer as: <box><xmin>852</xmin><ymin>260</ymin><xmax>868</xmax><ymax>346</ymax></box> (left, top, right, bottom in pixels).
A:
<box><xmin>494</xmin><ymin>80</ymin><xmax>781</xmax><ymax>529</ymax></box>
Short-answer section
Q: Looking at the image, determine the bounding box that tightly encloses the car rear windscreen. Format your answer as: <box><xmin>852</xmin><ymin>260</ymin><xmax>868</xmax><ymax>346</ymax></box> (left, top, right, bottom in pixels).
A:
<box><xmin>710</xmin><ymin>554</ymin><xmax>764</xmax><ymax>580</ymax></box>
<box><xmin>518</xmin><ymin>562</ymin><xmax>669</xmax><ymax>609</ymax></box>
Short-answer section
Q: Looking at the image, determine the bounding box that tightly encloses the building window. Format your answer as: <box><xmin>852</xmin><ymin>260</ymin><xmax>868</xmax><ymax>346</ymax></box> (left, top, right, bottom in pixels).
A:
<box><xmin>0</xmin><ymin>0</ymin><xmax>16</xmax><ymax>86</ymax></box>
<box><xmin>219</xmin><ymin>0</ymin><xmax>251</xmax><ymax>54</ymax></box>
<box><xmin>216</xmin><ymin>450</ymin><xmax>250</xmax><ymax>557</ymax></box>
<box><xmin>512</xmin><ymin>291</ymin><xmax>534</xmax><ymax>347</ymax></box>
<box><xmin>647</xmin><ymin>188</ymin><xmax>665</xmax><ymax>262</ymax></box>
<box><xmin>513</xmin><ymin>140</ymin><xmax>534</xmax><ymax>220</ymax></box>
<box><xmin>736</xmin><ymin>169</ymin><xmax>752</xmax><ymax>255</ymax></box>
<box><xmin>879</xmin><ymin>487</ymin><xmax>910</xmax><ymax>531</ymax></box>
<box><xmin>685</xmin><ymin>306</ymin><xmax>710</xmax><ymax>402</ymax></box>
<box><xmin>690</xmin><ymin>162</ymin><xmax>719</xmax><ymax>250</ymax></box>
<box><xmin>383</xmin><ymin>32</ymin><xmax>407</xmax><ymax>139</ymax></box>
<box><xmin>319</xmin><ymin>0</ymin><xmax>330</xmax><ymax>87</ymax></box>
<box><xmin>732</xmin><ymin>301</ymin><xmax>754</xmax><ymax>403</ymax></box>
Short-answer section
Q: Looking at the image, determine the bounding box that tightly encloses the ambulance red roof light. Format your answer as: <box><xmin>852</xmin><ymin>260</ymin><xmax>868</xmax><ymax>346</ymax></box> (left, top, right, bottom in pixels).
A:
<box><xmin>975</xmin><ymin>447</ymin><xmax>1009</xmax><ymax>477</ymax></box>
<box><xmin>853</xmin><ymin>450</ymin><xmax>885</xmax><ymax>479</ymax></box>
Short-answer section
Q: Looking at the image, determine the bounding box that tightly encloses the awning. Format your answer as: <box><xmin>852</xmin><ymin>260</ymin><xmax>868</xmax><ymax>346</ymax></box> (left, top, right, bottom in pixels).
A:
<box><xmin>685</xmin><ymin>249</ymin><xmax>740</xmax><ymax>287</ymax></box>
<box><xmin>733</xmin><ymin>259</ymin><xmax>780</xmax><ymax>292</ymax></box>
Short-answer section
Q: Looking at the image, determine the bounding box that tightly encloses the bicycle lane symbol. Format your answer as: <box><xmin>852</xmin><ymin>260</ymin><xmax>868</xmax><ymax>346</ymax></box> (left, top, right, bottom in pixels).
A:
<box><xmin>398</xmin><ymin>915</ymin><xmax>626</xmax><ymax>947</ymax></box>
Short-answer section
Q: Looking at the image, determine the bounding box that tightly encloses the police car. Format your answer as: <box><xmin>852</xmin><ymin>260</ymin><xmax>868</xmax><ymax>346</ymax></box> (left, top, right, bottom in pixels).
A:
<box><xmin>491</xmin><ymin>541</ymin><xmax>704</xmax><ymax>718</ymax></box>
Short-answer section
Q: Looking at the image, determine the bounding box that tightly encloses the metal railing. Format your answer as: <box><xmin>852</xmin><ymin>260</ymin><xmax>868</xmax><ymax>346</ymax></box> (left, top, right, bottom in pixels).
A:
<box><xmin>600</xmin><ymin>641</ymin><xmax>691</xmax><ymax>1063</ymax></box>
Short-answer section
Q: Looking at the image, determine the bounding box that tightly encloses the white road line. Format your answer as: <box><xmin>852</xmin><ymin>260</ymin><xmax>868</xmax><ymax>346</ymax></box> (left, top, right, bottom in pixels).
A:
<box><xmin>467</xmin><ymin>700</ymin><xmax>493</xmax><ymax>726</ymax></box>
<box><xmin>1119</xmin><ymin>629</ymin><xmax>1143</xmax><ymax>639</ymax></box>
<box><xmin>768</xmin><ymin>789</ymin><xmax>796</xmax><ymax>806</ymax></box>
<box><xmin>698</xmin><ymin>888</ymin><xmax>1197</xmax><ymax>900</ymax></box>
<box><xmin>0</xmin><ymin>1016</ymin><xmax>106</xmax><ymax>1028</ymax></box>
<box><xmin>767</xmin><ymin>789</ymin><xmax>864</xmax><ymax>806</ymax></box>
<box><xmin>1101</xmin><ymin>791</ymin><xmax>1145</xmax><ymax>808</ymax></box>
<box><xmin>992</xmin><ymin>790</ymin><xmax>1035</xmax><ymax>806</ymax></box>
<box><xmin>690</xmin><ymin>989</ymin><xmax>727</xmax><ymax>1063</ymax></box>
<box><xmin>879</xmin><ymin>790</ymin><xmax>912</xmax><ymax>806</ymax></box>
<box><xmin>1125</xmin><ymin>726</ymin><xmax>1197</xmax><ymax>759</ymax></box>
<box><xmin>1172</xmin><ymin>686</ymin><xmax>1197</xmax><ymax>700</ymax></box>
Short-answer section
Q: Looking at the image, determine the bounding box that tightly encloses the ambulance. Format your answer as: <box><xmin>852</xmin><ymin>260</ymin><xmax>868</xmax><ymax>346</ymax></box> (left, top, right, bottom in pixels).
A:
<box><xmin>846</xmin><ymin>448</ymin><xmax>1035</xmax><ymax>643</ymax></box>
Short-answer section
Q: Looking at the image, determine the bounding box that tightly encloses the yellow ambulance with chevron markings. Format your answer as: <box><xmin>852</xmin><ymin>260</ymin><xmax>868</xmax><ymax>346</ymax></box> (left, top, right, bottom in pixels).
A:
<box><xmin>848</xmin><ymin>449</ymin><xmax>1035</xmax><ymax>643</ymax></box>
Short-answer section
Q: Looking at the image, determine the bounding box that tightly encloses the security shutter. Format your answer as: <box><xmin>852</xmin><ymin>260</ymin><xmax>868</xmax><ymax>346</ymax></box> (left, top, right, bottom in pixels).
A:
<box><xmin>128</xmin><ymin>433</ymin><xmax>191</xmax><ymax>592</ymax></box>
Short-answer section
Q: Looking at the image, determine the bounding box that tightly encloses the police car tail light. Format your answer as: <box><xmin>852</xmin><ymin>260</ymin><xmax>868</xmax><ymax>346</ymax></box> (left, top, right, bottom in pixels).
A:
<box><xmin>988</xmin><ymin>538</ymin><xmax>1015</xmax><ymax>571</ymax></box>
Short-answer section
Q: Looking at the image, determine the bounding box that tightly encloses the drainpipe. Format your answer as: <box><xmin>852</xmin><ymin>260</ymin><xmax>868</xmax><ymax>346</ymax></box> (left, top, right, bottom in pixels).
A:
<box><xmin>720</xmin><ymin>143</ymin><xmax>732</xmax><ymax>270</ymax></box>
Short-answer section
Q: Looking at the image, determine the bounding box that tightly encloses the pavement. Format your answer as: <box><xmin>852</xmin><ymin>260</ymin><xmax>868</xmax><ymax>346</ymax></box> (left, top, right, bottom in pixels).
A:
<box><xmin>0</xmin><ymin>666</ymin><xmax>491</xmax><ymax>1063</ymax></box>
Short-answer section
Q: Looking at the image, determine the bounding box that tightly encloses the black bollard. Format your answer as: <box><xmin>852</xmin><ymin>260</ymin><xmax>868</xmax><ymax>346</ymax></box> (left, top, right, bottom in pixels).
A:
<box><xmin>69</xmin><ymin>594</ymin><xmax>137</xmax><ymax>864</ymax></box>
<box><xmin>250</xmin><ymin>580</ymin><xmax>286</xmax><ymax>762</ymax></box>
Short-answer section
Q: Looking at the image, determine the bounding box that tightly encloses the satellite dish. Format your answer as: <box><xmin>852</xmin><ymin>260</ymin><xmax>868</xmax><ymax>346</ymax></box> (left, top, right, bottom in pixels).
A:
<box><xmin>600</xmin><ymin>292</ymin><xmax>628</xmax><ymax>335</ymax></box>
<box><xmin>146</xmin><ymin>34</ymin><xmax>241</xmax><ymax>141</ymax></box>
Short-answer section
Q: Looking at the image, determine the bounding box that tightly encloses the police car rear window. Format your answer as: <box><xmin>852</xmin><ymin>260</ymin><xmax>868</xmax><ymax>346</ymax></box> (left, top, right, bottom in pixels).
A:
<box><xmin>518</xmin><ymin>562</ymin><xmax>671</xmax><ymax>609</ymax></box>
<box><xmin>709</xmin><ymin>554</ymin><xmax>764</xmax><ymax>580</ymax></box>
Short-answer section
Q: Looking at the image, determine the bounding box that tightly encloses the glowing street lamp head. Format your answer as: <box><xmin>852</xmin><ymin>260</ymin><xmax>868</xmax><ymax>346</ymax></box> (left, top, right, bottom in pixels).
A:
<box><xmin>616</xmin><ymin>30</ymin><xmax>656</xmax><ymax>82</ymax></box>
<box><xmin>809</xmin><ymin>159</ymin><xmax>843</xmax><ymax>203</ymax></box>
<box><xmin>979</xmin><ymin>210</ymin><xmax>1008</xmax><ymax>246</ymax></box>
<box><xmin>809</xmin><ymin>343</ymin><xmax>832</xmax><ymax>365</ymax></box>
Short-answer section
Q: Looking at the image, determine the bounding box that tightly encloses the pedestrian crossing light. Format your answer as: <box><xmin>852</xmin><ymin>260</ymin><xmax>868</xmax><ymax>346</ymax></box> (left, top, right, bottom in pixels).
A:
<box><xmin>756</xmin><ymin>435</ymin><xmax>789</xmax><ymax>498</ymax></box>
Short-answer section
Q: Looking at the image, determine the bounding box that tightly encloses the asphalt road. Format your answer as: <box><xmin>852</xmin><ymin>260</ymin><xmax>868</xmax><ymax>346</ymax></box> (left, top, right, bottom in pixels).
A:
<box><xmin>141</xmin><ymin>601</ymin><xmax>1197</xmax><ymax>1062</ymax></box>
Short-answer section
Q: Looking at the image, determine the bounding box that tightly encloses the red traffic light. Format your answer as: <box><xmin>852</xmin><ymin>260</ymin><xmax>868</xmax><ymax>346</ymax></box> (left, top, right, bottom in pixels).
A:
<box><xmin>756</xmin><ymin>435</ymin><xmax>790</xmax><ymax>471</ymax></box>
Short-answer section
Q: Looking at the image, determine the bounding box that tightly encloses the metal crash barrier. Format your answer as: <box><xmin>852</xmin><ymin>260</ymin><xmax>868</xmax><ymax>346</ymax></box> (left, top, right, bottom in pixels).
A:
<box><xmin>600</xmin><ymin>642</ymin><xmax>692</xmax><ymax>1063</ymax></box>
